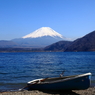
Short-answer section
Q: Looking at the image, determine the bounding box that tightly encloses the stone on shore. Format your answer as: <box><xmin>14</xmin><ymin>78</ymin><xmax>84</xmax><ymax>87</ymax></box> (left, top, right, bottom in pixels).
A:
<box><xmin>0</xmin><ymin>87</ymin><xmax>95</xmax><ymax>95</ymax></box>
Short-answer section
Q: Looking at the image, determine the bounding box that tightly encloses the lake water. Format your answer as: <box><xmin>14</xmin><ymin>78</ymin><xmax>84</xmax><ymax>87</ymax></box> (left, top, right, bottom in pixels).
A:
<box><xmin>0</xmin><ymin>52</ymin><xmax>95</xmax><ymax>91</ymax></box>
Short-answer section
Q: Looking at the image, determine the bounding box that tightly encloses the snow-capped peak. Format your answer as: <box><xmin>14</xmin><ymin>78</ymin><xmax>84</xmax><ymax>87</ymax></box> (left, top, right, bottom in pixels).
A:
<box><xmin>22</xmin><ymin>27</ymin><xmax>64</xmax><ymax>39</ymax></box>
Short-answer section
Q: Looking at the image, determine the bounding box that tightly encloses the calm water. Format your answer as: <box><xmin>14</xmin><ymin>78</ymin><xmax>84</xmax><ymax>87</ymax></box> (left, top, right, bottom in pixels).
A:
<box><xmin>0</xmin><ymin>52</ymin><xmax>95</xmax><ymax>91</ymax></box>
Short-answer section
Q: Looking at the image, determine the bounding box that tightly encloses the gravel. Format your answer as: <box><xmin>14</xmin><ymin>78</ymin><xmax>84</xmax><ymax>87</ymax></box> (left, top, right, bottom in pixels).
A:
<box><xmin>0</xmin><ymin>87</ymin><xmax>95</xmax><ymax>95</ymax></box>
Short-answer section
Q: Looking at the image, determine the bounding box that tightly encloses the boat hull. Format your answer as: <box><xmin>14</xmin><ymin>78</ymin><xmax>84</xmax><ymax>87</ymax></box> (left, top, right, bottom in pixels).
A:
<box><xmin>24</xmin><ymin>73</ymin><xmax>91</xmax><ymax>91</ymax></box>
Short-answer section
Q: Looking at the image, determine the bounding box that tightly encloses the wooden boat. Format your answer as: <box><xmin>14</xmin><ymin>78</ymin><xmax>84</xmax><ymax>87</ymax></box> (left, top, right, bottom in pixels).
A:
<box><xmin>22</xmin><ymin>73</ymin><xmax>91</xmax><ymax>91</ymax></box>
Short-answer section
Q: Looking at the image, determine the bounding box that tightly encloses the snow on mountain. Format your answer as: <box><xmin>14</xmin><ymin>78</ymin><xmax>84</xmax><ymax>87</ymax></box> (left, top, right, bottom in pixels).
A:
<box><xmin>22</xmin><ymin>27</ymin><xmax>64</xmax><ymax>39</ymax></box>
<box><xmin>12</xmin><ymin>27</ymin><xmax>68</xmax><ymax>48</ymax></box>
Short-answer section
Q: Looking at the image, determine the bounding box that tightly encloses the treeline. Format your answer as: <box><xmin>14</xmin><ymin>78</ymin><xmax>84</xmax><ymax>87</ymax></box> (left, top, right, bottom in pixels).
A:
<box><xmin>0</xmin><ymin>48</ymin><xmax>44</xmax><ymax>52</ymax></box>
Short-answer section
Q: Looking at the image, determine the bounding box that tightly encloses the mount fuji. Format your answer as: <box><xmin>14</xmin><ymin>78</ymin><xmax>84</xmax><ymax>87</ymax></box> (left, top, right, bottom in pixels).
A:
<box><xmin>22</xmin><ymin>27</ymin><xmax>64</xmax><ymax>39</ymax></box>
<box><xmin>12</xmin><ymin>27</ymin><xmax>67</xmax><ymax>48</ymax></box>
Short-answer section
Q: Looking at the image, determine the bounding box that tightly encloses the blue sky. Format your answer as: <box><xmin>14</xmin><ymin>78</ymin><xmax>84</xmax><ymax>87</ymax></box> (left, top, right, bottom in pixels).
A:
<box><xmin>0</xmin><ymin>0</ymin><xmax>95</xmax><ymax>40</ymax></box>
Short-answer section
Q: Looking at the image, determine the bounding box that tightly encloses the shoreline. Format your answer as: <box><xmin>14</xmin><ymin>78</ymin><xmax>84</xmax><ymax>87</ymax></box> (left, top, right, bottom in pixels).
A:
<box><xmin>0</xmin><ymin>87</ymin><xmax>95</xmax><ymax>95</ymax></box>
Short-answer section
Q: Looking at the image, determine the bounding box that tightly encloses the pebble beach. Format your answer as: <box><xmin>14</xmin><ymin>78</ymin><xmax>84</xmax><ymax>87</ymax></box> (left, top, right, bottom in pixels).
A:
<box><xmin>0</xmin><ymin>87</ymin><xmax>95</xmax><ymax>95</ymax></box>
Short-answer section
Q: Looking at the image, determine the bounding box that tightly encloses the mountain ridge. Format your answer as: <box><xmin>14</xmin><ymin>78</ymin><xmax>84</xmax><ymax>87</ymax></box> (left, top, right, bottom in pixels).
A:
<box><xmin>44</xmin><ymin>30</ymin><xmax>95</xmax><ymax>52</ymax></box>
<box><xmin>65</xmin><ymin>30</ymin><xmax>95</xmax><ymax>51</ymax></box>
<box><xmin>0</xmin><ymin>40</ymin><xmax>20</xmax><ymax>48</ymax></box>
<box><xmin>0</xmin><ymin>28</ymin><xmax>95</xmax><ymax>52</ymax></box>
<box><xmin>44</xmin><ymin>41</ymin><xmax>72</xmax><ymax>51</ymax></box>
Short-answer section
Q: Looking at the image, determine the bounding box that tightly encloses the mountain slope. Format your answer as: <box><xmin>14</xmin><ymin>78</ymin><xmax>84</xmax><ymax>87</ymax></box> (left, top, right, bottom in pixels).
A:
<box><xmin>43</xmin><ymin>30</ymin><xmax>95</xmax><ymax>52</ymax></box>
<box><xmin>12</xmin><ymin>27</ymin><xmax>66</xmax><ymax>48</ymax></box>
<box><xmin>0</xmin><ymin>40</ymin><xmax>20</xmax><ymax>48</ymax></box>
<box><xmin>44</xmin><ymin>41</ymin><xmax>72</xmax><ymax>51</ymax></box>
<box><xmin>65</xmin><ymin>30</ymin><xmax>95</xmax><ymax>51</ymax></box>
<box><xmin>22</xmin><ymin>27</ymin><xmax>64</xmax><ymax>39</ymax></box>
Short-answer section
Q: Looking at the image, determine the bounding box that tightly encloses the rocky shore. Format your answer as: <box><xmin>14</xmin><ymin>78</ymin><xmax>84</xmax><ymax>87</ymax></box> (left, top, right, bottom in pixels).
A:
<box><xmin>0</xmin><ymin>87</ymin><xmax>95</xmax><ymax>95</ymax></box>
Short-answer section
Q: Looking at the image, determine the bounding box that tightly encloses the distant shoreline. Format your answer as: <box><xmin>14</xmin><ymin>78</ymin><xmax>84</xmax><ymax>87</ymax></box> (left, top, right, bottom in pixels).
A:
<box><xmin>0</xmin><ymin>48</ymin><xmax>95</xmax><ymax>52</ymax></box>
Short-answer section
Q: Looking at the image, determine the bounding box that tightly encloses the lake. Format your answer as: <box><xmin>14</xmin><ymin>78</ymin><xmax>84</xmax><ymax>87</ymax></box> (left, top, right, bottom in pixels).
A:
<box><xmin>0</xmin><ymin>52</ymin><xmax>95</xmax><ymax>91</ymax></box>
